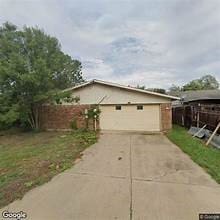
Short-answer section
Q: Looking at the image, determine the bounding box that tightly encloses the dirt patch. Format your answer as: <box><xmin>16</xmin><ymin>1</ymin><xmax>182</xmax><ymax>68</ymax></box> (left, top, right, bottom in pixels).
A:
<box><xmin>0</xmin><ymin>130</ymin><xmax>97</xmax><ymax>208</ymax></box>
<box><xmin>1</xmin><ymin>180</ymin><xmax>25</xmax><ymax>206</ymax></box>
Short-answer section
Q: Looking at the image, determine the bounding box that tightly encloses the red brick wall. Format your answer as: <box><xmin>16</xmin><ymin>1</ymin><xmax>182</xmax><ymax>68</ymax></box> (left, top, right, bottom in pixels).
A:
<box><xmin>40</xmin><ymin>103</ymin><xmax>172</xmax><ymax>132</ymax></box>
<box><xmin>39</xmin><ymin>105</ymin><xmax>93</xmax><ymax>130</ymax></box>
<box><xmin>161</xmin><ymin>103</ymin><xmax>172</xmax><ymax>132</ymax></box>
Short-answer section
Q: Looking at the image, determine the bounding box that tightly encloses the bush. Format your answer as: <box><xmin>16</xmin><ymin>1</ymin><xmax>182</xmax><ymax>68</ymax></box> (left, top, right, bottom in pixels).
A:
<box><xmin>70</xmin><ymin>119</ymin><xmax>77</xmax><ymax>130</ymax></box>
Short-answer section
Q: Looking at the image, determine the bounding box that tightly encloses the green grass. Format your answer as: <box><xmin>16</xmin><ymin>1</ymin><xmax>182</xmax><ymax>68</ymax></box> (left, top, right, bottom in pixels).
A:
<box><xmin>166</xmin><ymin>125</ymin><xmax>220</xmax><ymax>184</ymax></box>
<box><xmin>0</xmin><ymin>129</ymin><xmax>97</xmax><ymax>208</ymax></box>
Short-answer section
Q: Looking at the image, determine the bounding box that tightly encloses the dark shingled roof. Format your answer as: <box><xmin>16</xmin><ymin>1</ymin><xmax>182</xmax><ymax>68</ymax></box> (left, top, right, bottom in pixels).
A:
<box><xmin>177</xmin><ymin>90</ymin><xmax>220</xmax><ymax>102</ymax></box>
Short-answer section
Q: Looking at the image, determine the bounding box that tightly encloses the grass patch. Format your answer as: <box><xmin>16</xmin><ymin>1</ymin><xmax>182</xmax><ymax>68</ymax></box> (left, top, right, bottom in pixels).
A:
<box><xmin>0</xmin><ymin>129</ymin><xmax>97</xmax><ymax>208</ymax></box>
<box><xmin>166</xmin><ymin>125</ymin><xmax>220</xmax><ymax>184</ymax></box>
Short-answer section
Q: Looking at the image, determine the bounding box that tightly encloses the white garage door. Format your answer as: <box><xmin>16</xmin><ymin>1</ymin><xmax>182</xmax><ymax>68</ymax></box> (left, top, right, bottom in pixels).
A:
<box><xmin>99</xmin><ymin>104</ymin><xmax>160</xmax><ymax>132</ymax></box>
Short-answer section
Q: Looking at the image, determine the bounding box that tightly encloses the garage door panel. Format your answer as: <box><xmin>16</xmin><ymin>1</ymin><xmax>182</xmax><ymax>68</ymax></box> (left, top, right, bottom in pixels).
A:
<box><xmin>100</xmin><ymin>105</ymin><xmax>160</xmax><ymax>131</ymax></box>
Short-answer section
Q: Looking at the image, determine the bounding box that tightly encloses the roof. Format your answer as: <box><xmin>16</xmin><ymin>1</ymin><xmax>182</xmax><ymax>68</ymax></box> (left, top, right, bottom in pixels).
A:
<box><xmin>65</xmin><ymin>79</ymin><xmax>180</xmax><ymax>100</ymax></box>
<box><xmin>176</xmin><ymin>90</ymin><xmax>220</xmax><ymax>102</ymax></box>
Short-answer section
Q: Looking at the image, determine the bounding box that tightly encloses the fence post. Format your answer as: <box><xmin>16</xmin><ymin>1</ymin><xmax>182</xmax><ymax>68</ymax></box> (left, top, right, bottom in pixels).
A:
<box><xmin>182</xmin><ymin>106</ymin><xmax>185</xmax><ymax>126</ymax></box>
<box><xmin>197</xmin><ymin>111</ymin><xmax>200</xmax><ymax>128</ymax></box>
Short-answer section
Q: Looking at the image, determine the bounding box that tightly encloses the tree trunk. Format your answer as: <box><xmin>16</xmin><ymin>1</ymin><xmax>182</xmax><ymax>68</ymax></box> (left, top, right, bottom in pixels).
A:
<box><xmin>28</xmin><ymin>113</ymin><xmax>35</xmax><ymax>129</ymax></box>
<box><xmin>28</xmin><ymin>104</ymin><xmax>40</xmax><ymax>131</ymax></box>
<box><xmin>35</xmin><ymin>106</ymin><xmax>39</xmax><ymax>130</ymax></box>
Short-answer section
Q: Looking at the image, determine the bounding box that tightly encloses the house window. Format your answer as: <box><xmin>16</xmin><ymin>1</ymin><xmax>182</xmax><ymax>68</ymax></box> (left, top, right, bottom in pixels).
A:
<box><xmin>115</xmin><ymin>105</ymin><xmax>122</xmax><ymax>110</ymax></box>
<box><xmin>137</xmin><ymin>105</ymin><xmax>143</xmax><ymax>110</ymax></box>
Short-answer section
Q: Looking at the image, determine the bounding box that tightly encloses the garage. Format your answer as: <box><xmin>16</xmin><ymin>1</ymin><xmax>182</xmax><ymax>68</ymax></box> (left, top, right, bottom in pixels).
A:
<box><xmin>41</xmin><ymin>79</ymin><xmax>179</xmax><ymax>132</ymax></box>
<box><xmin>67</xmin><ymin>79</ymin><xmax>179</xmax><ymax>132</ymax></box>
<box><xmin>99</xmin><ymin>104</ymin><xmax>160</xmax><ymax>131</ymax></box>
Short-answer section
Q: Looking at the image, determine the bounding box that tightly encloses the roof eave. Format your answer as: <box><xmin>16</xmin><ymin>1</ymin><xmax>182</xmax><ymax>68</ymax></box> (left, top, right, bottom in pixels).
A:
<box><xmin>64</xmin><ymin>79</ymin><xmax>180</xmax><ymax>100</ymax></box>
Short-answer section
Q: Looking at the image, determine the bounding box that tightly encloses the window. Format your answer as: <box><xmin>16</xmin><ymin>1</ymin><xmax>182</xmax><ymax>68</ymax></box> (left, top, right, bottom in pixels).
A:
<box><xmin>115</xmin><ymin>105</ymin><xmax>122</xmax><ymax>110</ymax></box>
<box><xmin>137</xmin><ymin>105</ymin><xmax>143</xmax><ymax>110</ymax></box>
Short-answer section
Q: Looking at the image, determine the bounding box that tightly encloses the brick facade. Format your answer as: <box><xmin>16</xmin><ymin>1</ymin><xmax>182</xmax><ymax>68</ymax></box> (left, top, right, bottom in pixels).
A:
<box><xmin>39</xmin><ymin>105</ymin><xmax>95</xmax><ymax>130</ymax></box>
<box><xmin>39</xmin><ymin>103</ymin><xmax>172</xmax><ymax>132</ymax></box>
<box><xmin>160</xmin><ymin>103</ymin><xmax>172</xmax><ymax>132</ymax></box>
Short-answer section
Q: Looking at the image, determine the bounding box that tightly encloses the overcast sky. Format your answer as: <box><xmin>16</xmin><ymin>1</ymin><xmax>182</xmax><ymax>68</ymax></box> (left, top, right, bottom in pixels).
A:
<box><xmin>0</xmin><ymin>0</ymin><xmax>219</xmax><ymax>88</ymax></box>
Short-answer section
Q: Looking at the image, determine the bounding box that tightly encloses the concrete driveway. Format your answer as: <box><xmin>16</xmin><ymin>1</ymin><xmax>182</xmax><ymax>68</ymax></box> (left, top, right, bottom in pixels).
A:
<box><xmin>1</xmin><ymin>133</ymin><xmax>220</xmax><ymax>220</ymax></box>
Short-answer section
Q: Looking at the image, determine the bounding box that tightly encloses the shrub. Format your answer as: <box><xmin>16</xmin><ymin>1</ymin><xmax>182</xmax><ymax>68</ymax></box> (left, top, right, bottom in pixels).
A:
<box><xmin>70</xmin><ymin>119</ymin><xmax>77</xmax><ymax>130</ymax></box>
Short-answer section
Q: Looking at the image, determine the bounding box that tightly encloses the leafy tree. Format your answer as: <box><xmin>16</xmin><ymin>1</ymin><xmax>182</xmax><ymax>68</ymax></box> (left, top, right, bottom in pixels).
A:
<box><xmin>168</xmin><ymin>84</ymin><xmax>182</xmax><ymax>93</ymax></box>
<box><xmin>168</xmin><ymin>84</ymin><xmax>182</xmax><ymax>96</ymax></box>
<box><xmin>147</xmin><ymin>88</ymin><xmax>166</xmax><ymax>94</ymax></box>
<box><xmin>168</xmin><ymin>75</ymin><xmax>219</xmax><ymax>95</ymax></box>
<box><xmin>0</xmin><ymin>22</ymin><xmax>84</xmax><ymax>130</ymax></box>
<box><xmin>182</xmin><ymin>74</ymin><xmax>219</xmax><ymax>91</ymax></box>
<box><xmin>136</xmin><ymin>84</ymin><xmax>146</xmax><ymax>90</ymax></box>
<box><xmin>137</xmin><ymin>84</ymin><xmax>167</xmax><ymax>94</ymax></box>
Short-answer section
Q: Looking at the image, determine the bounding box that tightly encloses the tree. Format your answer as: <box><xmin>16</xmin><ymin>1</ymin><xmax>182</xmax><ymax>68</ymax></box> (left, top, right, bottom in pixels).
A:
<box><xmin>167</xmin><ymin>84</ymin><xmax>182</xmax><ymax>96</ymax></box>
<box><xmin>182</xmin><ymin>74</ymin><xmax>219</xmax><ymax>91</ymax></box>
<box><xmin>137</xmin><ymin>84</ymin><xmax>166</xmax><ymax>94</ymax></box>
<box><xmin>168</xmin><ymin>84</ymin><xmax>182</xmax><ymax>93</ymax></box>
<box><xmin>136</xmin><ymin>84</ymin><xmax>146</xmax><ymax>90</ymax></box>
<box><xmin>147</xmin><ymin>88</ymin><xmax>166</xmax><ymax>94</ymax></box>
<box><xmin>0</xmin><ymin>22</ymin><xmax>84</xmax><ymax>130</ymax></box>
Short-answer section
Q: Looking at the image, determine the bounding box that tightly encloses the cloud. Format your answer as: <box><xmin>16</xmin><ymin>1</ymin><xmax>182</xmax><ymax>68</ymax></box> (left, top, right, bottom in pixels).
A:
<box><xmin>83</xmin><ymin>58</ymin><xmax>113</xmax><ymax>79</ymax></box>
<box><xmin>0</xmin><ymin>0</ymin><xmax>219</xmax><ymax>88</ymax></box>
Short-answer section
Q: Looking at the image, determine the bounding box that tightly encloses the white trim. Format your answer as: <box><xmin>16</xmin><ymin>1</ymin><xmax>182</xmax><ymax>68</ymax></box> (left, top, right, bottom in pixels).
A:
<box><xmin>63</xmin><ymin>81</ymin><xmax>92</xmax><ymax>91</ymax></box>
<box><xmin>64</xmin><ymin>79</ymin><xmax>180</xmax><ymax>100</ymax></box>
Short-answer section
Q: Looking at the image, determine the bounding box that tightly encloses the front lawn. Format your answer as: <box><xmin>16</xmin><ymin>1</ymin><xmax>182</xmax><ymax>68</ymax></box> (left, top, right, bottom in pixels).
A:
<box><xmin>0</xmin><ymin>129</ymin><xmax>97</xmax><ymax>208</ymax></box>
<box><xmin>166</xmin><ymin>125</ymin><xmax>220</xmax><ymax>184</ymax></box>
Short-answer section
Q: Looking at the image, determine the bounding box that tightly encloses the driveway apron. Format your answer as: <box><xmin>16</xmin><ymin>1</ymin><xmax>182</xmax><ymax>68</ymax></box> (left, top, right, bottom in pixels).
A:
<box><xmin>1</xmin><ymin>133</ymin><xmax>220</xmax><ymax>220</ymax></box>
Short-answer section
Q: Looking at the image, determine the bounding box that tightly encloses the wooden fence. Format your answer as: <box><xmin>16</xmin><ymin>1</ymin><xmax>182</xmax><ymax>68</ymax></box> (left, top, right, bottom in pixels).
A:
<box><xmin>172</xmin><ymin>104</ymin><xmax>220</xmax><ymax>133</ymax></box>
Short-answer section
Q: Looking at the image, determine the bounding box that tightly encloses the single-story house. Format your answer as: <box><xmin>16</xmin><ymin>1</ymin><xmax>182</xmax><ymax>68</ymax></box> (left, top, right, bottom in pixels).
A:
<box><xmin>40</xmin><ymin>79</ymin><xmax>179</xmax><ymax>132</ymax></box>
<box><xmin>172</xmin><ymin>90</ymin><xmax>220</xmax><ymax>130</ymax></box>
<box><xmin>172</xmin><ymin>90</ymin><xmax>220</xmax><ymax>107</ymax></box>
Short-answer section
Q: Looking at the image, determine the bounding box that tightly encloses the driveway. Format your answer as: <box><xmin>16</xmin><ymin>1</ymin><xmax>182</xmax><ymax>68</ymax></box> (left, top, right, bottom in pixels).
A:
<box><xmin>1</xmin><ymin>133</ymin><xmax>220</xmax><ymax>219</ymax></box>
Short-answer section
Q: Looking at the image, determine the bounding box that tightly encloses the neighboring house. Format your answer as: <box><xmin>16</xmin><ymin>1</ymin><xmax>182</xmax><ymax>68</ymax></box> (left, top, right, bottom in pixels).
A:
<box><xmin>40</xmin><ymin>79</ymin><xmax>179</xmax><ymax>132</ymax></box>
<box><xmin>172</xmin><ymin>90</ymin><xmax>220</xmax><ymax>130</ymax></box>
<box><xmin>172</xmin><ymin>90</ymin><xmax>220</xmax><ymax>107</ymax></box>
